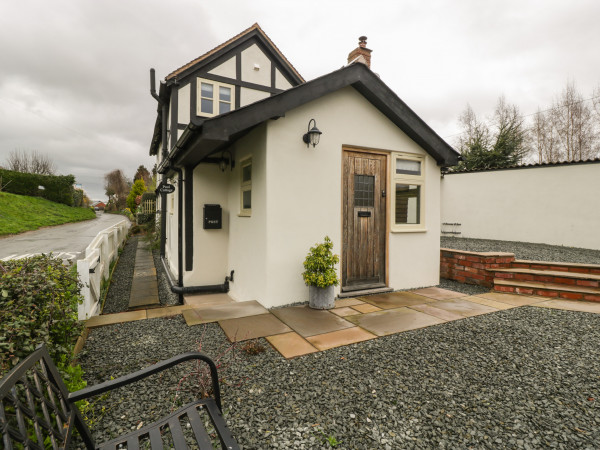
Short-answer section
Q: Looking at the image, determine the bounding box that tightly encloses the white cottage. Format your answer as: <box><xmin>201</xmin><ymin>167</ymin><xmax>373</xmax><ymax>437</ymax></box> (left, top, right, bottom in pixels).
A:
<box><xmin>149</xmin><ymin>24</ymin><xmax>459</xmax><ymax>308</ymax></box>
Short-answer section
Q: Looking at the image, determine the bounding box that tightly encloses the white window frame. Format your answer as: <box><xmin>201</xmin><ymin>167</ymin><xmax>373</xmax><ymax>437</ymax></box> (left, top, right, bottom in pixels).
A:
<box><xmin>391</xmin><ymin>152</ymin><xmax>426</xmax><ymax>232</ymax></box>
<box><xmin>196</xmin><ymin>77</ymin><xmax>235</xmax><ymax>117</ymax></box>
<box><xmin>239</xmin><ymin>157</ymin><xmax>252</xmax><ymax>217</ymax></box>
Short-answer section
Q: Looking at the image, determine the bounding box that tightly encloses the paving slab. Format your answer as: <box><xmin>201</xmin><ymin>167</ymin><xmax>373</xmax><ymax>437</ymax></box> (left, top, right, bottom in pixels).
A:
<box><xmin>475</xmin><ymin>292</ymin><xmax>544</xmax><ymax>306</ymax></box>
<box><xmin>358</xmin><ymin>291</ymin><xmax>436</xmax><ymax>309</ymax></box>
<box><xmin>86</xmin><ymin>310</ymin><xmax>147</xmax><ymax>327</ymax></box>
<box><xmin>533</xmin><ymin>299</ymin><xmax>600</xmax><ymax>314</ymax></box>
<box><xmin>266</xmin><ymin>332</ymin><xmax>318</xmax><ymax>358</ymax></box>
<box><xmin>184</xmin><ymin>293</ymin><xmax>234</xmax><ymax>308</ymax></box>
<box><xmin>306</xmin><ymin>327</ymin><xmax>376</xmax><ymax>351</ymax></box>
<box><xmin>331</xmin><ymin>307</ymin><xmax>361</xmax><ymax>317</ymax></box>
<box><xmin>411</xmin><ymin>287</ymin><xmax>468</xmax><ymax>300</ymax></box>
<box><xmin>409</xmin><ymin>303</ymin><xmax>465</xmax><ymax>322</ymax></box>
<box><xmin>334</xmin><ymin>298</ymin><xmax>364</xmax><ymax>307</ymax></box>
<box><xmin>134</xmin><ymin>267</ymin><xmax>156</xmax><ymax>277</ymax></box>
<box><xmin>219</xmin><ymin>313</ymin><xmax>292</xmax><ymax>342</ymax></box>
<box><xmin>432</xmin><ymin>298</ymin><xmax>499</xmax><ymax>318</ymax></box>
<box><xmin>271</xmin><ymin>306</ymin><xmax>355</xmax><ymax>337</ymax></box>
<box><xmin>183</xmin><ymin>301</ymin><xmax>267</xmax><ymax>325</ymax></box>
<box><xmin>466</xmin><ymin>296</ymin><xmax>517</xmax><ymax>310</ymax></box>
<box><xmin>346</xmin><ymin>307</ymin><xmax>445</xmax><ymax>336</ymax></box>
<box><xmin>129</xmin><ymin>294</ymin><xmax>161</xmax><ymax>309</ymax></box>
<box><xmin>351</xmin><ymin>303</ymin><xmax>382</xmax><ymax>314</ymax></box>
<box><xmin>146</xmin><ymin>305</ymin><xmax>195</xmax><ymax>319</ymax></box>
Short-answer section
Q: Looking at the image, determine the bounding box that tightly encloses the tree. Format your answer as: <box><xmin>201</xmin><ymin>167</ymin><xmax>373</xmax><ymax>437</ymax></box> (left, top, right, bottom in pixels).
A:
<box><xmin>126</xmin><ymin>179</ymin><xmax>147</xmax><ymax>211</ymax></box>
<box><xmin>133</xmin><ymin>165</ymin><xmax>152</xmax><ymax>187</ymax></box>
<box><xmin>104</xmin><ymin>169</ymin><xmax>129</xmax><ymax>210</ymax></box>
<box><xmin>6</xmin><ymin>150</ymin><xmax>56</xmax><ymax>175</ymax></box>
<box><xmin>455</xmin><ymin>97</ymin><xmax>527</xmax><ymax>170</ymax></box>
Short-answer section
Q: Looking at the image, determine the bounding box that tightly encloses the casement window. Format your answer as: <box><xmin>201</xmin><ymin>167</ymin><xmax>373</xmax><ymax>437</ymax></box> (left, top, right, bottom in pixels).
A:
<box><xmin>239</xmin><ymin>157</ymin><xmax>252</xmax><ymax>216</ymax></box>
<box><xmin>197</xmin><ymin>78</ymin><xmax>234</xmax><ymax>117</ymax></box>
<box><xmin>391</xmin><ymin>153</ymin><xmax>425</xmax><ymax>231</ymax></box>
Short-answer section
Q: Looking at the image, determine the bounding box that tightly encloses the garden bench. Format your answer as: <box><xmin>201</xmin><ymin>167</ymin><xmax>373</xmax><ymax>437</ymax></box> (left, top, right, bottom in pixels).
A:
<box><xmin>0</xmin><ymin>345</ymin><xmax>239</xmax><ymax>449</ymax></box>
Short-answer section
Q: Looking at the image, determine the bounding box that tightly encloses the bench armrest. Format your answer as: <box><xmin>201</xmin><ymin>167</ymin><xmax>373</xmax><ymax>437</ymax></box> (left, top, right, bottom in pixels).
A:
<box><xmin>68</xmin><ymin>352</ymin><xmax>222</xmax><ymax>410</ymax></box>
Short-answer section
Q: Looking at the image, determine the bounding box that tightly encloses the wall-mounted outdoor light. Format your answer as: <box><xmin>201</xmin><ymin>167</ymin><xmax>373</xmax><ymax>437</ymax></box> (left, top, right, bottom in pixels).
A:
<box><xmin>219</xmin><ymin>150</ymin><xmax>235</xmax><ymax>172</ymax></box>
<box><xmin>302</xmin><ymin>119</ymin><xmax>322</xmax><ymax>148</ymax></box>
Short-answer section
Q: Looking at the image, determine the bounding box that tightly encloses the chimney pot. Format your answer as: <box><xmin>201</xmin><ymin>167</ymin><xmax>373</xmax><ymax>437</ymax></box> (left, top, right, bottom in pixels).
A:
<box><xmin>347</xmin><ymin>35</ymin><xmax>372</xmax><ymax>68</ymax></box>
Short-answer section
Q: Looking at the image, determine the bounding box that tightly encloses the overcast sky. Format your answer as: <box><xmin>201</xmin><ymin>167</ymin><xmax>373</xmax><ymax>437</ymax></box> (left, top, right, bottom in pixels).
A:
<box><xmin>1</xmin><ymin>0</ymin><xmax>598</xmax><ymax>201</ymax></box>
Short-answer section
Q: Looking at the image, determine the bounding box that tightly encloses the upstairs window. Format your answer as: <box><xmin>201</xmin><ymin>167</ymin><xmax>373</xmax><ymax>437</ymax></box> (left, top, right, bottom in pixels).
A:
<box><xmin>197</xmin><ymin>78</ymin><xmax>234</xmax><ymax>117</ymax></box>
<box><xmin>391</xmin><ymin>153</ymin><xmax>425</xmax><ymax>232</ymax></box>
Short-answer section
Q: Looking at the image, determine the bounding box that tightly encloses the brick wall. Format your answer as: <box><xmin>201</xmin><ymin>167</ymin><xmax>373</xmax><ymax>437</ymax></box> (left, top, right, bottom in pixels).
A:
<box><xmin>440</xmin><ymin>248</ymin><xmax>515</xmax><ymax>287</ymax></box>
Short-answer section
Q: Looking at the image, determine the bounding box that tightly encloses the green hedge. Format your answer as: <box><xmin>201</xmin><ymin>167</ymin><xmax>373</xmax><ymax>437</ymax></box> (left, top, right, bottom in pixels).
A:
<box><xmin>0</xmin><ymin>255</ymin><xmax>83</xmax><ymax>375</ymax></box>
<box><xmin>0</xmin><ymin>169</ymin><xmax>75</xmax><ymax>206</ymax></box>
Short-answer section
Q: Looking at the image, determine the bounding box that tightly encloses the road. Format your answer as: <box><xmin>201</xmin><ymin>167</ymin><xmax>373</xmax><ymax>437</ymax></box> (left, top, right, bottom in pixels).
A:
<box><xmin>0</xmin><ymin>212</ymin><xmax>130</xmax><ymax>262</ymax></box>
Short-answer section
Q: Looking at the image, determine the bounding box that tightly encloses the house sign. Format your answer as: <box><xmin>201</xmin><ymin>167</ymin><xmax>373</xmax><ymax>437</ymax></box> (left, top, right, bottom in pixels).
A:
<box><xmin>158</xmin><ymin>183</ymin><xmax>175</xmax><ymax>194</ymax></box>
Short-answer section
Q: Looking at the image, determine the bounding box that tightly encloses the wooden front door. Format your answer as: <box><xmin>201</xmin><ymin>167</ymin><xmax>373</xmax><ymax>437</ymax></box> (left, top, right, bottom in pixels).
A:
<box><xmin>342</xmin><ymin>150</ymin><xmax>387</xmax><ymax>291</ymax></box>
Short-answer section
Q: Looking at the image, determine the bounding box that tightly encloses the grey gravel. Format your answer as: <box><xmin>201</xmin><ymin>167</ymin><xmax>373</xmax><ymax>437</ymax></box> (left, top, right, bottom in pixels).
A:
<box><xmin>80</xmin><ymin>309</ymin><xmax>600</xmax><ymax>449</ymax></box>
<box><xmin>441</xmin><ymin>237</ymin><xmax>600</xmax><ymax>265</ymax></box>
<box><xmin>101</xmin><ymin>236</ymin><xmax>137</xmax><ymax>314</ymax></box>
<box><xmin>437</xmin><ymin>278</ymin><xmax>490</xmax><ymax>296</ymax></box>
<box><xmin>152</xmin><ymin>248</ymin><xmax>179</xmax><ymax>306</ymax></box>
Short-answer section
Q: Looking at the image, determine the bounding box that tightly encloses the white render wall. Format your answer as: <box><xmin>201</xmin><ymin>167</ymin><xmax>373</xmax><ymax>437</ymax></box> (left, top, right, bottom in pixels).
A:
<box><xmin>258</xmin><ymin>87</ymin><xmax>440</xmax><ymax>307</ymax></box>
<box><xmin>441</xmin><ymin>163</ymin><xmax>600</xmax><ymax>250</ymax></box>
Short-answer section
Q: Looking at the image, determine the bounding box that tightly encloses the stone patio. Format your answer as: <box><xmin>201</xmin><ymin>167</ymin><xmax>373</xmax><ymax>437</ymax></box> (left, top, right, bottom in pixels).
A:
<box><xmin>86</xmin><ymin>286</ymin><xmax>600</xmax><ymax>359</ymax></box>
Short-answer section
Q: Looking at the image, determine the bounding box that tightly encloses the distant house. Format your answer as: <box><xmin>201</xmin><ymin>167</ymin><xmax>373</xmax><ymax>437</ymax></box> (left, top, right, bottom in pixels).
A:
<box><xmin>149</xmin><ymin>24</ymin><xmax>459</xmax><ymax>308</ymax></box>
<box><xmin>91</xmin><ymin>201</ymin><xmax>105</xmax><ymax>211</ymax></box>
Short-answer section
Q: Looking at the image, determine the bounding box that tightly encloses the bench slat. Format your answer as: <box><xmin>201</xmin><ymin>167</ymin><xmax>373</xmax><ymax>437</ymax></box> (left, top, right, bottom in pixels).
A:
<box><xmin>148</xmin><ymin>427</ymin><xmax>163</xmax><ymax>449</ymax></box>
<box><xmin>167</xmin><ymin>418</ymin><xmax>188</xmax><ymax>449</ymax></box>
<box><xmin>186</xmin><ymin>405</ymin><xmax>213</xmax><ymax>448</ymax></box>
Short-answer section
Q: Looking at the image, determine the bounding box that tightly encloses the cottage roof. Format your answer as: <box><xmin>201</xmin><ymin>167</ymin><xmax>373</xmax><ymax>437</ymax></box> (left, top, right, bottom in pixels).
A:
<box><xmin>159</xmin><ymin>63</ymin><xmax>460</xmax><ymax>172</ymax></box>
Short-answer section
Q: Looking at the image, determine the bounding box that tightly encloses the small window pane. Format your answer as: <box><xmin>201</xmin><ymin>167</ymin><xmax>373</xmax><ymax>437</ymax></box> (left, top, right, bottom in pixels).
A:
<box><xmin>242</xmin><ymin>189</ymin><xmax>251</xmax><ymax>209</ymax></box>
<box><xmin>219</xmin><ymin>101</ymin><xmax>231</xmax><ymax>114</ymax></box>
<box><xmin>396</xmin><ymin>159</ymin><xmax>421</xmax><ymax>175</ymax></box>
<box><xmin>395</xmin><ymin>184</ymin><xmax>420</xmax><ymax>224</ymax></box>
<box><xmin>354</xmin><ymin>174</ymin><xmax>374</xmax><ymax>207</ymax></box>
<box><xmin>219</xmin><ymin>86</ymin><xmax>231</xmax><ymax>102</ymax></box>
<box><xmin>201</xmin><ymin>83</ymin><xmax>213</xmax><ymax>98</ymax></box>
<box><xmin>242</xmin><ymin>163</ymin><xmax>252</xmax><ymax>183</ymax></box>
<box><xmin>201</xmin><ymin>98</ymin><xmax>213</xmax><ymax>114</ymax></box>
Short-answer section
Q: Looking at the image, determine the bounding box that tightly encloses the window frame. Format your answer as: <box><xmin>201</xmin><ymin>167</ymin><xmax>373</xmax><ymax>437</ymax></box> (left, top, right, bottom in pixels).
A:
<box><xmin>391</xmin><ymin>152</ymin><xmax>426</xmax><ymax>232</ymax></box>
<box><xmin>196</xmin><ymin>77</ymin><xmax>235</xmax><ymax>118</ymax></box>
<box><xmin>239</xmin><ymin>157</ymin><xmax>252</xmax><ymax>217</ymax></box>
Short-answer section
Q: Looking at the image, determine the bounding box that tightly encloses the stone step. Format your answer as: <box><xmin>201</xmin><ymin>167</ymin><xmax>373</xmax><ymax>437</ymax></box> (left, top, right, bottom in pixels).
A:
<box><xmin>491</xmin><ymin>268</ymin><xmax>600</xmax><ymax>287</ymax></box>
<box><xmin>183</xmin><ymin>300</ymin><xmax>268</xmax><ymax>325</ymax></box>
<box><xmin>512</xmin><ymin>259</ymin><xmax>600</xmax><ymax>274</ymax></box>
<box><xmin>494</xmin><ymin>279</ymin><xmax>600</xmax><ymax>302</ymax></box>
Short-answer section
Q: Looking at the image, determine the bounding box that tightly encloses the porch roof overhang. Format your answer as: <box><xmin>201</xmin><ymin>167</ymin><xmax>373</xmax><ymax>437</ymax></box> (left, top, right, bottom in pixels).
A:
<box><xmin>158</xmin><ymin>63</ymin><xmax>459</xmax><ymax>174</ymax></box>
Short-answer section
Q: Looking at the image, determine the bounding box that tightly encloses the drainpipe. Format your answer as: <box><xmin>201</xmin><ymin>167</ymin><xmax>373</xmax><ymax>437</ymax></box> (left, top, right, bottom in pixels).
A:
<box><xmin>150</xmin><ymin>68</ymin><xmax>169</xmax><ymax>258</ymax></box>
<box><xmin>175</xmin><ymin>167</ymin><xmax>184</xmax><ymax>304</ymax></box>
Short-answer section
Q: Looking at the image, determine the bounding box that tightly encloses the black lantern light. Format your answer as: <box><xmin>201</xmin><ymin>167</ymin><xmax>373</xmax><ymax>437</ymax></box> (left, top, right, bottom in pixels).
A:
<box><xmin>219</xmin><ymin>150</ymin><xmax>235</xmax><ymax>172</ymax></box>
<box><xmin>302</xmin><ymin>119</ymin><xmax>322</xmax><ymax>148</ymax></box>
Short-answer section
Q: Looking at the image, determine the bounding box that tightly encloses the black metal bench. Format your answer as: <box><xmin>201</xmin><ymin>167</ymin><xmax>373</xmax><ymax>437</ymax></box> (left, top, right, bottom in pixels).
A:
<box><xmin>0</xmin><ymin>345</ymin><xmax>239</xmax><ymax>449</ymax></box>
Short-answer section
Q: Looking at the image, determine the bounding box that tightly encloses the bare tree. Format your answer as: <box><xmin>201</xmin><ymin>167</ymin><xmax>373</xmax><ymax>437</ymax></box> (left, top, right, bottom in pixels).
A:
<box><xmin>549</xmin><ymin>81</ymin><xmax>597</xmax><ymax>162</ymax></box>
<box><xmin>104</xmin><ymin>169</ymin><xmax>129</xmax><ymax>210</ymax></box>
<box><xmin>6</xmin><ymin>150</ymin><xmax>56</xmax><ymax>175</ymax></box>
<box><xmin>530</xmin><ymin>108</ymin><xmax>561</xmax><ymax>163</ymax></box>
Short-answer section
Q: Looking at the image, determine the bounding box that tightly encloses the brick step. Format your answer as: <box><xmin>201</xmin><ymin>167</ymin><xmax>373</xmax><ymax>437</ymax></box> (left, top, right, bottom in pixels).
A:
<box><xmin>494</xmin><ymin>279</ymin><xmax>600</xmax><ymax>302</ymax></box>
<box><xmin>491</xmin><ymin>268</ymin><xmax>600</xmax><ymax>287</ymax></box>
<box><xmin>512</xmin><ymin>259</ymin><xmax>600</xmax><ymax>274</ymax></box>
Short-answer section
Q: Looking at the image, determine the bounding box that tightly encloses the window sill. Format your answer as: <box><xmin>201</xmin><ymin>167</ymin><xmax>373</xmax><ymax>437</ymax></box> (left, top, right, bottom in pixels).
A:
<box><xmin>391</xmin><ymin>226</ymin><xmax>427</xmax><ymax>233</ymax></box>
<box><xmin>238</xmin><ymin>212</ymin><xmax>252</xmax><ymax>217</ymax></box>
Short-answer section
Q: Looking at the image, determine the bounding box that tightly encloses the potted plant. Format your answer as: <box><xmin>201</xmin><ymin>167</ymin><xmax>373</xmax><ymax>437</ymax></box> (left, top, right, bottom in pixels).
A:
<box><xmin>302</xmin><ymin>236</ymin><xmax>340</xmax><ymax>309</ymax></box>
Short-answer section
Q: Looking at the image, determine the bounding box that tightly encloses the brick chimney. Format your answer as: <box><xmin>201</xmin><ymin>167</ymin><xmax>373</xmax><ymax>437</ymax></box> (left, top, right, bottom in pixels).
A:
<box><xmin>347</xmin><ymin>36</ymin><xmax>372</xmax><ymax>68</ymax></box>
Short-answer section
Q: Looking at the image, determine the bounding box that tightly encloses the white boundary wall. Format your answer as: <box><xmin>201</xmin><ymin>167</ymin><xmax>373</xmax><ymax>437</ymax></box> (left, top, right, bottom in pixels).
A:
<box><xmin>77</xmin><ymin>219</ymin><xmax>130</xmax><ymax>320</ymax></box>
<box><xmin>441</xmin><ymin>162</ymin><xmax>600</xmax><ymax>250</ymax></box>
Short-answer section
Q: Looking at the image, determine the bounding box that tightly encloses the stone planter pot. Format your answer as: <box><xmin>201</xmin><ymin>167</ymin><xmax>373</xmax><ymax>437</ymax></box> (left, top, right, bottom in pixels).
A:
<box><xmin>309</xmin><ymin>285</ymin><xmax>335</xmax><ymax>309</ymax></box>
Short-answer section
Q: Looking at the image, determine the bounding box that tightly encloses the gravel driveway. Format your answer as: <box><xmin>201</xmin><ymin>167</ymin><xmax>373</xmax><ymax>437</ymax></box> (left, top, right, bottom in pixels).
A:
<box><xmin>81</xmin><ymin>237</ymin><xmax>600</xmax><ymax>448</ymax></box>
<box><xmin>81</xmin><ymin>313</ymin><xmax>600</xmax><ymax>449</ymax></box>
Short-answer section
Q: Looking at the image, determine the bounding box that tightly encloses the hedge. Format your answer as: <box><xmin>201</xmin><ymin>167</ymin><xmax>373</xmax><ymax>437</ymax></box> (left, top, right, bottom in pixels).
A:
<box><xmin>0</xmin><ymin>255</ymin><xmax>83</xmax><ymax>375</ymax></box>
<box><xmin>0</xmin><ymin>168</ymin><xmax>75</xmax><ymax>206</ymax></box>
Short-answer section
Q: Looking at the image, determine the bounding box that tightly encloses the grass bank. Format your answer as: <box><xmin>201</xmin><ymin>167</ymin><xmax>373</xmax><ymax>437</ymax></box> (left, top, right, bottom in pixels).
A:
<box><xmin>0</xmin><ymin>191</ymin><xmax>96</xmax><ymax>236</ymax></box>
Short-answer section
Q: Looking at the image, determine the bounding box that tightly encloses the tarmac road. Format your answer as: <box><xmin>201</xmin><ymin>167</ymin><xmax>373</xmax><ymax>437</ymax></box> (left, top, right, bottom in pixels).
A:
<box><xmin>0</xmin><ymin>212</ymin><xmax>130</xmax><ymax>262</ymax></box>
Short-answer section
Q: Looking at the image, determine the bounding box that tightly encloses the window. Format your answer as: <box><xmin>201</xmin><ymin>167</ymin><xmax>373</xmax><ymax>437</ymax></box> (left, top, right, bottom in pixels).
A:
<box><xmin>391</xmin><ymin>153</ymin><xmax>425</xmax><ymax>231</ymax></box>
<box><xmin>197</xmin><ymin>78</ymin><xmax>234</xmax><ymax>117</ymax></box>
<box><xmin>240</xmin><ymin>158</ymin><xmax>252</xmax><ymax>216</ymax></box>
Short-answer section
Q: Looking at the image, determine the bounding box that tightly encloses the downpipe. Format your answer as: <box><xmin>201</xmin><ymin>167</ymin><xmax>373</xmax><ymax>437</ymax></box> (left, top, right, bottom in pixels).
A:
<box><xmin>160</xmin><ymin>256</ymin><xmax>230</xmax><ymax>295</ymax></box>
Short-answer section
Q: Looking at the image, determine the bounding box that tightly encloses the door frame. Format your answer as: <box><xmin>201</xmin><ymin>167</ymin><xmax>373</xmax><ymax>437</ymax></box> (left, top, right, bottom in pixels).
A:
<box><xmin>341</xmin><ymin>146</ymin><xmax>390</xmax><ymax>290</ymax></box>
